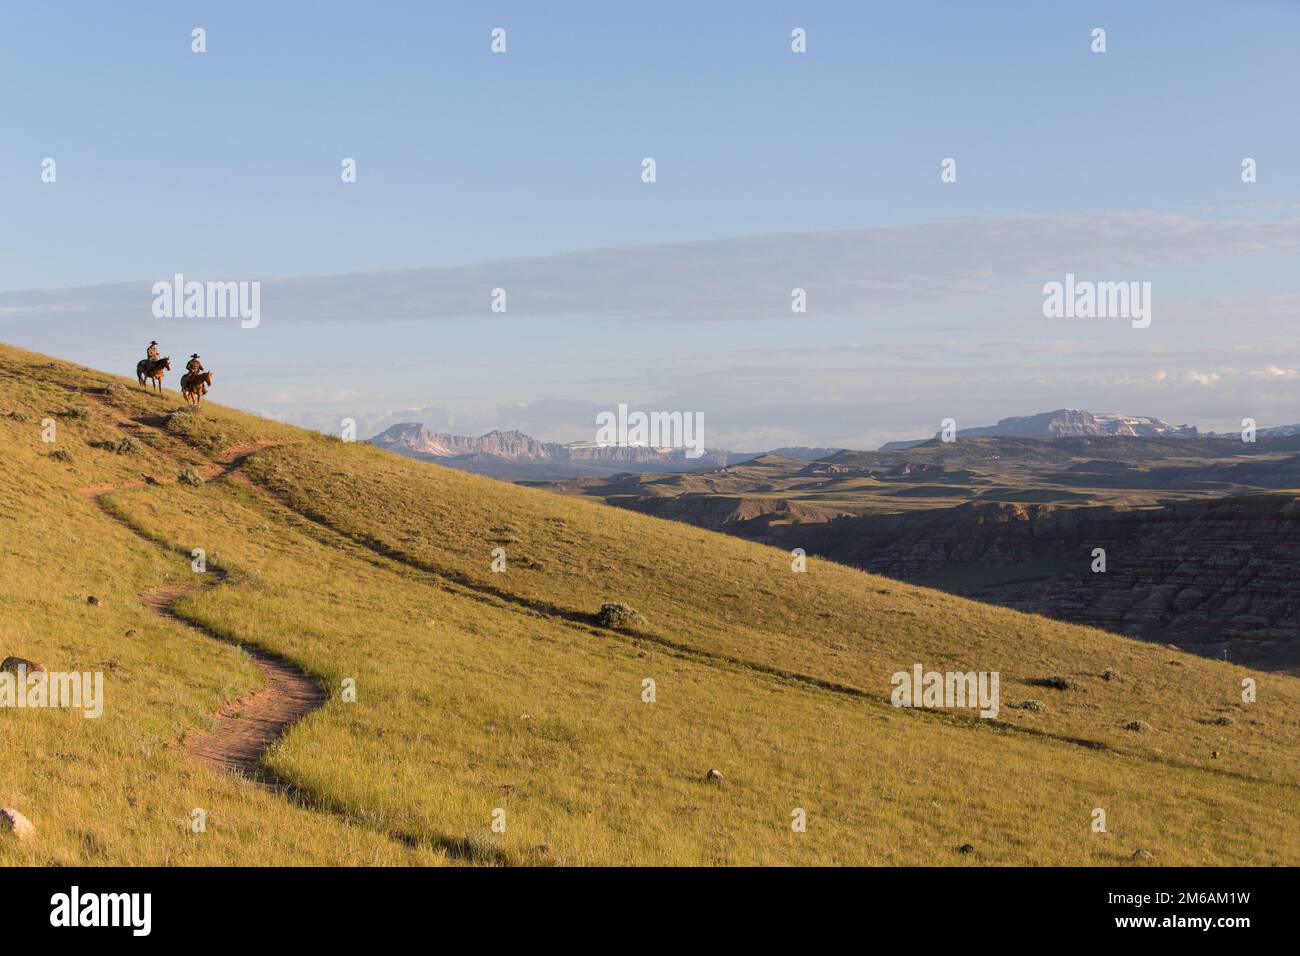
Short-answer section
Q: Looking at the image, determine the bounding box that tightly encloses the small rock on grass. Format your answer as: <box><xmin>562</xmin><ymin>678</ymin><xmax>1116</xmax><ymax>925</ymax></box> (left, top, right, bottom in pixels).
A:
<box><xmin>0</xmin><ymin>808</ymin><xmax>35</xmax><ymax>841</ymax></box>
<box><xmin>0</xmin><ymin>657</ymin><xmax>45</xmax><ymax>675</ymax></box>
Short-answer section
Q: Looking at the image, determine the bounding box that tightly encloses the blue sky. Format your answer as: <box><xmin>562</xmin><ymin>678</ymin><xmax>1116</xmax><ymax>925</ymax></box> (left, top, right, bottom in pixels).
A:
<box><xmin>1</xmin><ymin>1</ymin><xmax>1298</xmax><ymax>448</ymax></box>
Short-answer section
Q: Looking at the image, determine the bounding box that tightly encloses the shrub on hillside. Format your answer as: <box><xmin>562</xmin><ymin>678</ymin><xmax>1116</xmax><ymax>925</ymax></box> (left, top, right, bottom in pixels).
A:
<box><xmin>6</xmin><ymin>410</ymin><xmax>28</xmax><ymax>422</ymax></box>
<box><xmin>178</xmin><ymin>467</ymin><xmax>204</xmax><ymax>486</ymax></box>
<box><xmin>60</xmin><ymin>405</ymin><xmax>91</xmax><ymax>420</ymax></box>
<box><xmin>460</xmin><ymin>829</ymin><xmax>501</xmax><ymax>864</ymax></box>
<box><xmin>596</xmin><ymin>602</ymin><xmax>644</xmax><ymax>629</ymax></box>
<box><xmin>164</xmin><ymin>410</ymin><xmax>199</xmax><ymax>435</ymax></box>
<box><xmin>115</xmin><ymin>435</ymin><xmax>141</xmax><ymax>455</ymax></box>
<box><xmin>49</xmin><ymin>449</ymin><xmax>73</xmax><ymax>463</ymax></box>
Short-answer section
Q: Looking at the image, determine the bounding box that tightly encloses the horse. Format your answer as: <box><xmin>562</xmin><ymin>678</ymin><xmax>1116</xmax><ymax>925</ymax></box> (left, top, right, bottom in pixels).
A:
<box><xmin>136</xmin><ymin>356</ymin><xmax>171</xmax><ymax>393</ymax></box>
<box><xmin>180</xmin><ymin>370</ymin><xmax>213</xmax><ymax>405</ymax></box>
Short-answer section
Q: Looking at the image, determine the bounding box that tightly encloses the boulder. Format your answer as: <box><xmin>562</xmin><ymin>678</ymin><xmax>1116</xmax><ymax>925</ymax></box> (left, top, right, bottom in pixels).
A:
<box><xmin>0</xmin><ymin>657</ymin><xmax>45</xmax><ymax>675</ymax></box>
<box><xmin>0</xmin><ymin>808</ymin><xmax>35</xmax><ymax>841</ymax></box>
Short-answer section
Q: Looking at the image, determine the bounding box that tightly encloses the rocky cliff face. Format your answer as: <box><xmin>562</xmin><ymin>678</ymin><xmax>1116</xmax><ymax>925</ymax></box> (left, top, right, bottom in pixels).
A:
<box><xmin>881</xmin><ymin>408</ymin><xmax>1199</xmax><ymax>449</ymax></box>
<box><xmin>370</xmin><ymin>425</ymin><xmax>554</xmax><ymax>458</ymax></box>
<box><xmin>368</xmin><ymin>423</ymin><xmax>731</xmax><ymax>474</ymax></box>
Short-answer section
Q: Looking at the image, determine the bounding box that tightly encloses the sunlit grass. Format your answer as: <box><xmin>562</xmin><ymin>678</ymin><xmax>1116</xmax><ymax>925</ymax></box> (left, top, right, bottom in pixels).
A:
<box><xmin>1</xmin><ymin>342</ymin><xmax>1297</xmax><ymax>865</ymax></box>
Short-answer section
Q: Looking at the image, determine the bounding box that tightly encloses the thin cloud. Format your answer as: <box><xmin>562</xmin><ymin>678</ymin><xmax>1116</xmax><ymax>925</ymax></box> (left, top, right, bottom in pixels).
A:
<box><xmin>3</xmin><ymin>211</ymin><xmax>1300</xmax><ymax>327</ymax></box>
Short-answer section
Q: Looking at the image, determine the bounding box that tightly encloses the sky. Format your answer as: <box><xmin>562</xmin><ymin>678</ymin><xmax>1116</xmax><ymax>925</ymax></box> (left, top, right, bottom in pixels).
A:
<box><xmin>1</xmin><ymin>0</ymin><xmax>1297</xmax><ymax>449</ymax></box>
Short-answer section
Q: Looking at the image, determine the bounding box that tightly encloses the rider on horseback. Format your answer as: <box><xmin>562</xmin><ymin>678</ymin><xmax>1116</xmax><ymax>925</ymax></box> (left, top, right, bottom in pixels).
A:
<box><xmin>146</xmin><ymin>340</ymin><xmax>160</xmax><ymax>361</ymax></box>
<box><xmin>186</xmin><ymin>354</ymin><xmax>204</xmax><ymax>375</ymax></box>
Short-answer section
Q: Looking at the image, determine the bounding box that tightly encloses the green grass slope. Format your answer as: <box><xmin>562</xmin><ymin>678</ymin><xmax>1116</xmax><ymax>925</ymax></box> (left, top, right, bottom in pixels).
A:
<box><xmin>1</xmin><ymin>342</ymin><xmax>1297</xmax><ymax>865</ymax></box>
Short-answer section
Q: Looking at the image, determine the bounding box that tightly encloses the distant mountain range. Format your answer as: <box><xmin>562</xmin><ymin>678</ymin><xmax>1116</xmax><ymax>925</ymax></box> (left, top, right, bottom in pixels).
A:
<box><xmin>880</xmin><ymin>408</ymin><xmax>1200</xmax><ymax>450</ymax></box>
<box><xmin>1244</xmin><ymin>423</ymin><xmax>1300</xmax><ymax>439</ymax></box>
<box><xmin>367</xmin><ymin>423</ymin><xmax>839</xmax><ymax>480</ymax></box>
<box><xmin>368</xmin><ymin>410</ymin><xmax>1300</xmax><ymax>479</ymax></box>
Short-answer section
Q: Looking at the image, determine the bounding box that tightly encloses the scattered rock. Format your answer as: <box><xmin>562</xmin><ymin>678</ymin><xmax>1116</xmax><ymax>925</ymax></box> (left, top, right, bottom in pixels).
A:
<box><xmin>1211</xmin><ymin>750</ymin><xmax>1220</xmax><ymax>759</ymax></box>
<box><xmin>1212</xmin><ymin>716</ymin><xmax>1235</xmax><ymax>726</ymax></box>
<box><xmin>596</xmin><ymin>602</ymin><xmax>644</xmax><ymax>629</ymax></box>
<box><xmin>958</xmin><ymin>843</ymin><xmax>975</xmax><ymax>855</ymax></box>
<box><xmin>86</xmin><ymin>595</ymin><xmax>100</xmax><ymax>606</ymax></box>
<box><xmin>0</xmin><ymin>808</ymin><xmax>35</xmax><ymax>841</ymax></box>
<box><xmin>1019</xmin><ymin>699</ymin><xmax>1046</xmax><ymax>713</ymax></box>
<box><xmin>1132</xmin><ymin>848</ymin><xmax>1154</xmax><ymax>862</ymax></box>
<box><xmin>1122</xmin><ymin>720</ymin><xmax>1150</xmax><ymax>733</ymax></box>
<box><xmin>705</xmin><ymin>768</ymin><xmax>724</xmax><ymax>784</ymax></box>
<box><xmin>125</xmin><ymin>629</ymin><xmax>138</xmax><ymax>637</ymax></box>
<box><xmin>1</xmin><ymin>657</ymin><xmax>45</xmax><ymax>675</ymax></box>
<box><xmin>1102</xmin><ymin>669</ymin><xmax>1121</xmax><ymax>682</ymax></box>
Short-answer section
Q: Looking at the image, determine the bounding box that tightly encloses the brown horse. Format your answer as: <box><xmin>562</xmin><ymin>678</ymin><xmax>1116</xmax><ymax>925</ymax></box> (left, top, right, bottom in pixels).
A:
<box><xmin>136</xmin><ymin>356</ymin><xmax>171</xmax><ymax>393</ymax></box>
<box><xmin>180</xmin><ymin>370</ymin><xmax>213</xmax><ymax>405</ymax></box>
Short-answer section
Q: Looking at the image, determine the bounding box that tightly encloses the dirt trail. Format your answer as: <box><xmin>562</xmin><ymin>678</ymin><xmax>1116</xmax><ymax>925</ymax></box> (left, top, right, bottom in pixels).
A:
<box><xmin>143</xmin><ymin>584</ymin><xmax>326</xmax><ymax>789</ymax></box>
<box><xmin>82</xmin><ymin>440</ymin><xmax>326</xmax><ymax>791</ymax></box>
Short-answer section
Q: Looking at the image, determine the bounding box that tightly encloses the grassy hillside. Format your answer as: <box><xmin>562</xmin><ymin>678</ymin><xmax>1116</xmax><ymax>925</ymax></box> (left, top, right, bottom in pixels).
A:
<box><xmin>1</xmin><ymin>342</ymin><xmax>1297</xmax><ymax>865</ymax></box>
<box><xmin>537</xmin><ymin>444</ymin><xmax>1300</xmax><ymax>669</ymax></box>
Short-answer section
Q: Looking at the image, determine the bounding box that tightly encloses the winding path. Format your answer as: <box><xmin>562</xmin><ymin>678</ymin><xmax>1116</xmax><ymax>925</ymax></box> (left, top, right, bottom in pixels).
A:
<box><xmin>81</xmin><ymin>441</ymin><xmax>326</xmax><ymax>791</ymax></box>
